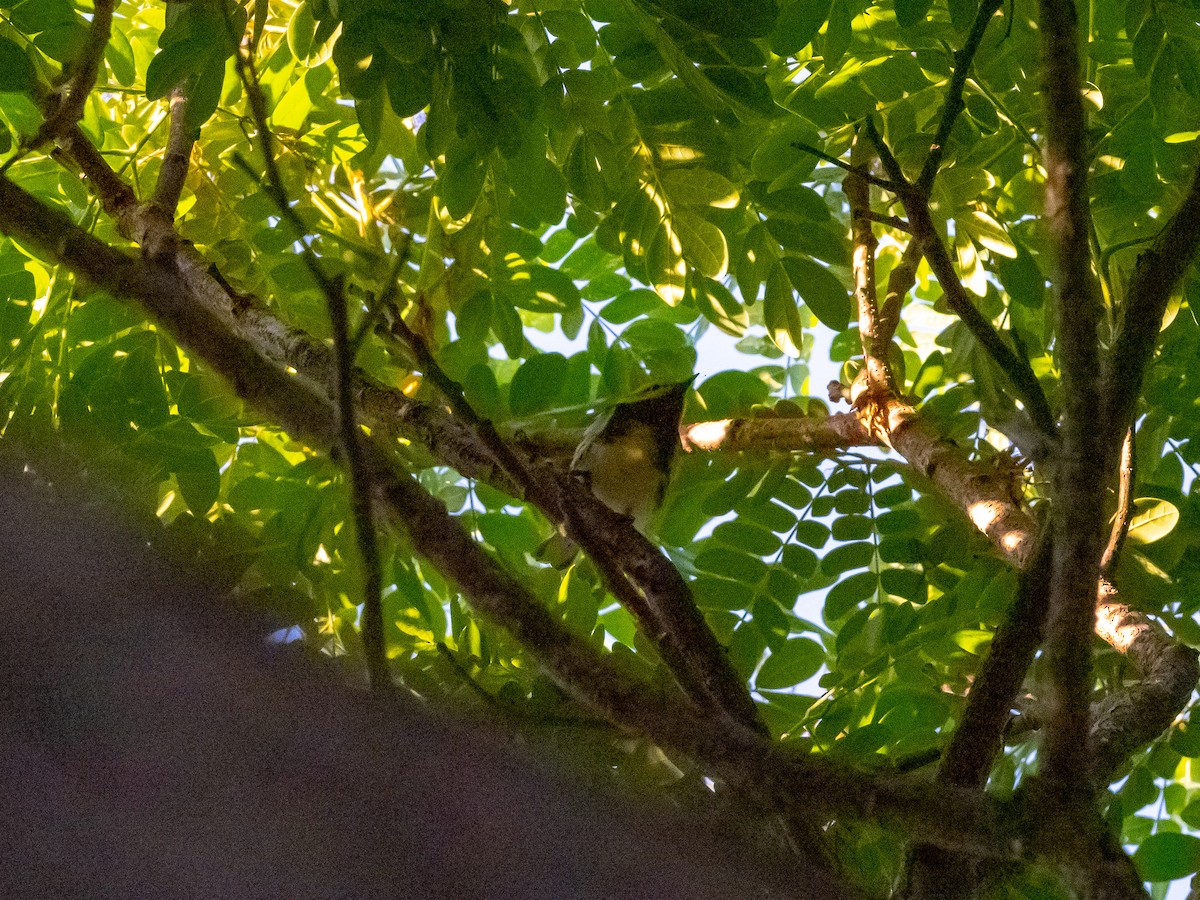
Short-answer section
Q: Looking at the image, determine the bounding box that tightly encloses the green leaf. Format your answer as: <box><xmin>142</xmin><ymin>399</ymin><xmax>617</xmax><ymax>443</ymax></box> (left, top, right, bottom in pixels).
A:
<box><xmin>510</xmin><ymin>151</ymin><xmax>568</xmax><ymax>227</ymax></box>
<box><xmin>713</xmin><ymin>520</ymin><xmax>782</xmax><ymax>556</ymax></box>
<box><xmin>695</xmin><ymin>546</ymin><xmax>769</xmax><ymax>583</ymax></box>
<box><xmin>780</xmin><ymin>255</ymin><xmax>850</xmax><ymax>331</ymax></box>
<box><xmin>105</xmin><ymin>26</ymin><xmax>137</xmax><ymax>88</ymax></box>
<box><xmin>793</xmin><ymin>520</ymin><xmax>830</xmax><ymax>548</ymax></box>
<box><xmin>770</xmin><ymin>0</ymin><xmax>833</xmax><ymax>56</ymax></box>
<box><xmin>894</xmin><ymin>0</ymin><xmax>933</xmax><ymax>29</ymax></box>
<box><xmin>509</xmin><ymin>353</ymin><xmax>568</xmax><ymax>416</ymax></box>
<box><xmin>1127</xmin><ymin>498</ymin><xmax>1180</xmax><ymax>544</ymax></box>
<box><xmin>457</xmin><ymin>289</ymin><xmax>493</xmax><ymax>347</ymax></box>
<box><xmin>690</xmin><ymin>275</ymin><xmax>748</xmax><ymax>336</ymax></box>
<box><xmin>660</xmin><ymin>168</ymin><xmax>740</xmax><ymax>208</ymax></box>
<box><xmin>1134</xmin><ymin>832</ymin><xmax>1200</xmax><ymax>882</ymax></box>
<box><xmin>385</xmin><ymin>62</ymin><xmax>433</xmax><ymax>118</ymax></box>
<box><xmin>1133</xmin><ymin>13</ymin><xmax>1164</xmax><ymax>77</ymax></box>
<box><xmin>0</xmin><ymin>37</ymin><xmax>35</xmax><ymax>94</ymax></box>
<box><xmin>757</xmin><ymin>638</ymin><xmax>825</xmax><ymax>689</ymax></box>
<box><xmin>911</xmin><ymin>350</ymin><xmax>946</xmax><ymax>399</ymax></box>
<box><xmin>184</xmin><ymin>53</ymin><xmax>228</xmax><ymax>133</ymax></box>
<box><xmin>175</xmin><ymin>450</ymin><xmax>221</xmax><ymax>516</ymax></box>
<box><xmin>671</xmin><ymin>210</ymin><xmax>727</xmax><ymax>278</ymax></box>
<box><xmin>440</xmin><ymin>145</ymin><xmax>488</xmax><ymax>220</ymax></box>
<box><xmin>498</xmin><ymin>265</ymin><xmax>581</xmax><ymax>314</ymax></box>
<box><xmin>962</xmin><ymin>210</ymin><xmax>1017</xmax><ymax>259</ymax></box>
<box><xmin>145</xmin><ymin>38</ymin><xmax>210</xmax><ymax>100</ymax></box>
<box><xmin>825</xmin><ymin>571</ymin><xmax>877</xmax><ymax>619</ymax></box>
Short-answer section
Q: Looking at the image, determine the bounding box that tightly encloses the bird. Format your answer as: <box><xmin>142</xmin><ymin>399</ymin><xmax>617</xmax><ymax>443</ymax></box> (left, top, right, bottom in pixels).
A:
<box><xmin>539</xmin><ymin>377</ymin><xmax>694</xmax><ymax>566</ymax></box>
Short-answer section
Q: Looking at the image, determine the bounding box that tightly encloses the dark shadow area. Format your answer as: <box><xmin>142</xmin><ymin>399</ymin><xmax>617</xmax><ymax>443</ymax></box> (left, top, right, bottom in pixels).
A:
<box><xmin>0</xmin><ymin>446</ymin><xmax>849</xmax><ymax>900</ymax></box>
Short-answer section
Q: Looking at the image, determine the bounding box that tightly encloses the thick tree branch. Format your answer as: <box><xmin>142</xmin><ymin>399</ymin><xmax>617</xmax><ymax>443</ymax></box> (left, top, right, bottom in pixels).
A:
<box><xmin>58</xmin><ymin>117</ymin><xmax>765</xmax><ymax>736</ymax></box>
<box><xmin>0</xmin><ymin>173</ymin><xmax>1033</xmax><ymax>858</ymax></box>
<box><xmin>1037</xmin><ymin>0</ymin><xmax>1109</xmax><ymax>811</ymax></box>
<box><xmin>1106</xmin><ymin>165</ymin><xmax>1200</xmax><ymax>447</ymax></box>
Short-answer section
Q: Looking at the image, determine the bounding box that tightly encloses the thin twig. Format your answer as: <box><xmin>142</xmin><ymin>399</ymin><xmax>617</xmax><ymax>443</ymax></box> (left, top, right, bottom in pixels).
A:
<box><xmin>863</xmin><ymin>118</ymin><xmax>1057</xmax><ymax>441</ymax></box>
<box><xmin>878</xmin><ymin>240</ymin><xmax>922</xmax><ymax>350</ymax></box>
<box><xmin>916</xmin><ymin>0</ymin><xmax>1005</xmax><ymax>193</ymax></box>
<box><xmin>858</xmin><ymin>210</ymin><xmax>911</xmax><ymax>232</ymax></box>
<box><xmin>231</xmin><ymin>29</ymin><xmax>390</xmax><ymax>692</ymax></box>
<box><xmin>1100</xmin><ymin>426</ymin><xmax>1135</xmax><ymax>581</ymax></box>
<box><xmin>790</xmin><ymin>141</ymin><xmax>904</xmax><ymax>191</ymax></box>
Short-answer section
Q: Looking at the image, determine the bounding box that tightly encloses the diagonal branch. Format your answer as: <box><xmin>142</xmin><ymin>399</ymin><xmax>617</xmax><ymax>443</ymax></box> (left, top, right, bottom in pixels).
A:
<box><xmin>0</xmin><ymin>171</ymin><xmax>1027</xmax><ymax>859</ymax></box>
<box><xmin>1106</xmin><ymin>165</ymin><xmax>1200</xmax><ymax>448</ymax></box>
<box><xmin>1100</xmin><ymin>427</ymin><xmax>1135</xmax><ymax>581</ymax></box>
<box><xmin>1</xmin><ymin>0</ymin><xmax>114</xmax><ymax>175</ymax></box>
<box><xmin>916</xmin><ymin>0</ymin><xmax>1006</xmax><ymax>194</ymax></box>
<box><xmin>864</xmin><ymin>118</ymin><xmax>1057</xmax><ymax>440</ymax></box>
<box><xmin>60</xmin><ymin>110</ymin><xmax>764</xmax><ymax>735</ymax></box>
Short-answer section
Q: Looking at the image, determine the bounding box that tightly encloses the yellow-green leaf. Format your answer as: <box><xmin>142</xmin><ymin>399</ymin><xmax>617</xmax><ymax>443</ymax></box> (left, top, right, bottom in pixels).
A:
<box><xmin>674</xmin><ymin>210</ymin><xmax>728</xmax><ymax>277</ymax></box>
<box><xmin>963</xmin><ymin>210</ymin><xmax>1017</xmax><ymax>259</ymax></box>
<box><xmin>764</xmin><ymin>260</ymin><xmax>803</xmax><ymax>357</ymax></box>
<box><xmin>660</xmin><ymin>168</ymin><xmax>739</xmax><ymax>208</ymax></box>
<box><xmin>1127</xmin><ymin>498</ymin><xmax>1180</xmax><ymax>544</ymax></box>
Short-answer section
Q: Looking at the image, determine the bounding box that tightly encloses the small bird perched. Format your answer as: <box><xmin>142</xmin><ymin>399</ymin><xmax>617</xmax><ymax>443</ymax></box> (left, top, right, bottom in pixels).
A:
<box><xmin>540</xmin><ymin>377</ymin><xmax>694</xmax><ymax>566</ymax></box>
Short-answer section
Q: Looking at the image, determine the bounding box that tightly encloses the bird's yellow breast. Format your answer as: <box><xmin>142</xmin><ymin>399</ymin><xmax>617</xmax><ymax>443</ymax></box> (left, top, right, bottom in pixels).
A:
<box><xmin>574</xmin><ymin>422</ymin><xmax>667</xmax><ymax>534</ymax></box>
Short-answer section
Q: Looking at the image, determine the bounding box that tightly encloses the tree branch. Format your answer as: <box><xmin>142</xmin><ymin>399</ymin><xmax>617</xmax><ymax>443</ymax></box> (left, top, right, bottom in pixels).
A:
<box><xmin>232</xmin><ymin>43</ymin><xmax>390</xmax><ymax>692</ymax></box>
<box><xmin>1100</xmin><ymin>427</ymin><xmax>1135</xmax><ymax>581</ymax></box>
<box><xmin>846</xmin><ymin>131</ymin><xmax>895</xmax><ymax>405</ymax></box>
<box><xmin>149</xmin><ymin>88</ymin><xmax>195</xmax><ymax>220</ymax></box>
<box><xmin>1036</xmin><ymin>0</ymin><xmax>1109</xmax><ymax>812</ymax></box>
<box><xmin>60</xmin><ymin>101</ymin><xmax>764</xmax><ymax>735</ymax></box>
<box><xmin>0</xmin><ymin>173</ymin><xmax>1029</xmax><ymax>858</ymax></box>
<box><xmin>790</xmin><ymin>140</ymin><xmax>904</xmax><ymax>191</ymax></box>
<box><xmin>1106</xmin><ymin>164</ymin><xmax>1200</xmax><ymax>448</ymax></box>
<box><xmin>679</xmin><ymin>412</ymin><xmax>874</xmax><ymax>453</ymax></box>
<box><xmin>916</xmin><ymin>0</ymin><xmax>1006</xmax><ymax>194</ymax></box>
<box><xmin>863</xmin><ymin>118</ymin><xmax>1058</xmax><ymax>441</ymax></box>
<box><xmin>1</xmin><ymin>0</ymin><xmax>113</xmax><ymax>174</ymax></box>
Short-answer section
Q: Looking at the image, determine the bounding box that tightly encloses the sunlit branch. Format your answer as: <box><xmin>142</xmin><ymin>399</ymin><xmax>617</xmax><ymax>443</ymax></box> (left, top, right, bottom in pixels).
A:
<box><xmin>1100</xmin><ymin>427</ymin><xmax>1135</xmax><ymax>581</ymax></box>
